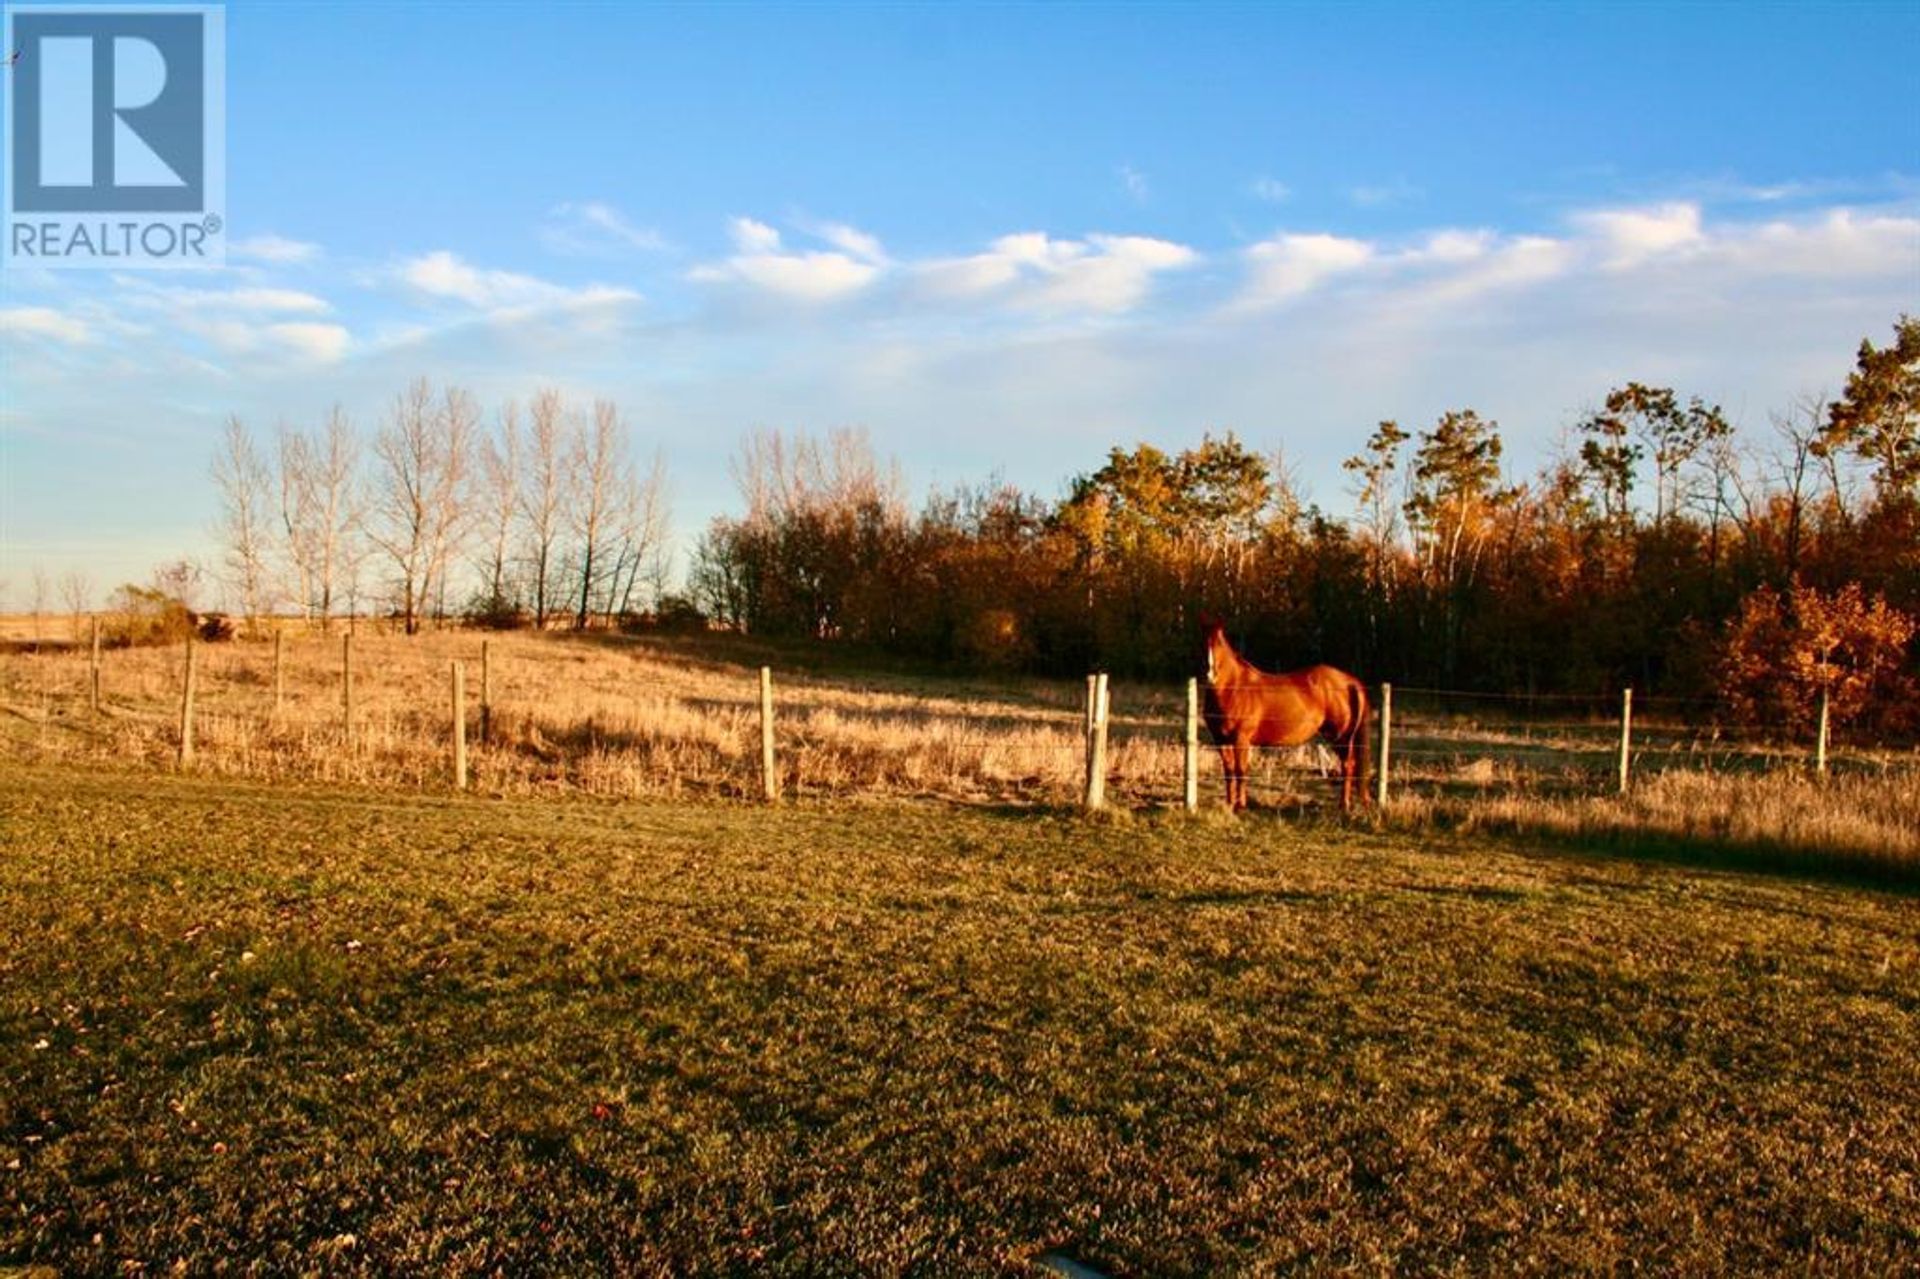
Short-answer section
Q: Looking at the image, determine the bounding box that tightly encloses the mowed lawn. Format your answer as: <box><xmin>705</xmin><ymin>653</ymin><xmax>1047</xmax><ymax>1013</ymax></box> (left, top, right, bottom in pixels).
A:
<box><xmin>2</xmin><ymin>765</ymin><xmax>1916</xmax><ymax>1274</ymax></box>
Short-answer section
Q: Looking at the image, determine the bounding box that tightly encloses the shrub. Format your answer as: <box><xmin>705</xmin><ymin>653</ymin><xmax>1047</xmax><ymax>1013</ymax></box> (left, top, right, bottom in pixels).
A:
<box><xmin>102</xmin><ymin>585</ymin><xmax>196</xmax><ymax>648</ymax></box>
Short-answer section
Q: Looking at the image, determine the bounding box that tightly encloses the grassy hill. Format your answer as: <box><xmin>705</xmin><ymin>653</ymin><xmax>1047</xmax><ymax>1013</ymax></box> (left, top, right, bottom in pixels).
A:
<box><xmin>3</xmin><ymin>763</ymin><xmax>1915</xmax><ymax>1273</ymax></box>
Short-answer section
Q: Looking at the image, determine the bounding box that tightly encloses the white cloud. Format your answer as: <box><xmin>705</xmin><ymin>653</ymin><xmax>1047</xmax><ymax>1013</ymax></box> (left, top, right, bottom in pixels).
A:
<box><xmin>1236</xmin><ymin>231</ymin><xmax>1375</xmax><ymax>309</ymax></box>
<box><xmin>401</xmin><ymin>250</ymin><xmax>547</xmax><ymax>306</ymax></box>
<box><xmin>1573</xmin><ymin>201</ymin><xmax>1706</xmax><ymax>268</ymax></box>
<box><xmin>688</xmin><ymin>218</ymin><xmax>886</xmax><ymax>302</ymax></box>
<box><xmin>541</xmin><ymin>201</ymin><xmax>669</xmax><ymax>256</ymax></box>
<box><xmin>397</xmin><ymin>249</ymin><xmax>640</xmax><ymax>313</ymax></box>
<box><xmin>1689</xmin><ymin>206</ymin><xmax>1920</xmax><ymax>278</ymax></box>
<box><xmin>1030</xmin><ymin>234</ymin><xmax>1195</xmax><ymax>312</ymax></box>
<box><xmin>731</xmin><ymin>217</ymin><xmax>784</xmax><ymax>254</ymax></box>
<box><xmin>917</xmin><ymin>231</ymin><xmax>1197</xmax><ymax>314</ymax></box>
<box><xmin>1120</xmin><ymin>164</ymin><xmax>1149</xmax><ymax>203</ymax></box>
<box><xmin>818</xmin><ymin>222</ymin><xmax>888</xmax><ymax>265</ymax></box>
<box><xmin>266</xmin><ymin>322</ymin><xmax>351</xmax><ymax>363</ymax></box>
<box><xmin>1403</xmin><ymin>229</ymin><xmax>1495</xmax><ymax>265</ymax></box>
<box><xmin>1229</xmin><ymin>198</ymin><xmax>1914</xmax><ymax>316</ymax></box>
<box><xmin>1388</xmin><ymin>235</ymin><xmax>1574</xmax><ymax>311</ymax></box>
<box><xmin>129</xmin><ymin>285</ymin><xmax>332</xmax><ymax>315</ymax></box>
<box><xmin>230</xmin><ymin>233</ymin><xmax>321</xmax><ymax>264</ymax></box>
<box><xmin>0</xmin><ymin>306</ymin><xmax>94</xmax><ymax>344</ymax></box>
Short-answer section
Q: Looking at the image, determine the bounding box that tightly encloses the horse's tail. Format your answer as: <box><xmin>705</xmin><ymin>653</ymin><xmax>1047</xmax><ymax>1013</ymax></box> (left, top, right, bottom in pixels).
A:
<box><xmin>1348</xmin><ymin>678</ymin><xmax>1371</xmax><ymax>805</ymax></box>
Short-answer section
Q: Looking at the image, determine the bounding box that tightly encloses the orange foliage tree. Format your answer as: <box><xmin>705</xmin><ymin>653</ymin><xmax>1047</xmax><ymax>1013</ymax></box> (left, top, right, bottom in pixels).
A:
<box><xmin>1718</xmin><ymin>582</ymin><xmax>1917</xmax><ymax>737</ymax></box>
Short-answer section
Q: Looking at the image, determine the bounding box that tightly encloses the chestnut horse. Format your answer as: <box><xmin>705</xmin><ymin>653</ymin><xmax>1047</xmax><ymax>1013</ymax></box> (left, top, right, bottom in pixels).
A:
<box><xmin>1200</xmin><ymin>616</ymin><xmax>1370</xmax><ymax>812</ymax></box>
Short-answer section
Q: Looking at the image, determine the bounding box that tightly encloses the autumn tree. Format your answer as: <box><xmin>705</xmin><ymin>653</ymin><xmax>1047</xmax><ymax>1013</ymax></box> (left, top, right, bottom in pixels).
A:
<box><xmin>1719</xmin><ymin>581</ymin><xmax>1917</xmax><ymax>737</ymax></box>
<box><xmin>1821</xmin><ymin>314</ymin><xmax>1919</xmax><ymax>510</ymax></box>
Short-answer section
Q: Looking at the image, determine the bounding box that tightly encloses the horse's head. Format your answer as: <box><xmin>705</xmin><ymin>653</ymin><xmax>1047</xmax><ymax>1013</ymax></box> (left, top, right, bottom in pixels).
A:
<box><xmin>1196</xmin><ymin>612</ymin><xmax>1229</xmax><ymax>683</ymax></box>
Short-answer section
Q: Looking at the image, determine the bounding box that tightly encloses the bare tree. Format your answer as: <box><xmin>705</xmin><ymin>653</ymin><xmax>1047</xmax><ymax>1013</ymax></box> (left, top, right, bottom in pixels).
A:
<box><xmin>211</xmin><ymin>416</ymin><xmax>273</xmax><ymax>632</ymax></box>
<box><xmin>518</xmin><ymin>388</ymin><xmax>574</xmax><ymax>628</ymax></box>
<box><xmin>1751</xmin><ymin>393</ymin><xmax>1831</xmax><ymax>581</ymax></box>
<box><xmin>570</xmin><ymin>398</ymin><xmax>629</xmax><ymax>629</ymax></box>
<box><xmin>150</xmin><ymin>559</ymin><xmax>204</xmax><ymax>610</ymax></box>
<box><xmin>310</xmin><ymin>407</ymin><xmax>362</xmax><ymax>629</ymax></box>
<box><xmin>476</xmin><ymin>400</ymin><xmax>521</xmax><ymax>617</ymax></box>
<box><xmin>276</xmin><ymin>423</ymin><xmax>319</xmax><ymax>624</ymax></box>
<box><xmin>29</xmin><ymin>566</ymin><xmax>49</xmax><ymax>643</ymax></box>
<box><xmin>424</xmin><ymin>385</ymin><xmax>480</xmax><ymax>623</ymax></box>
<box><xmin>366</xmin><ymin>379</ymin><xmax>473</xmax><ymax>634</ymax></box>
<box><xmin>59</xmin><ymin>569</ymin><xmax>94</xmax><ymax>640</ymax></box>
<box><xmin>606</xmin><ymin>448</ymin><xmax>672</xmax><ymax>623</ymax></box>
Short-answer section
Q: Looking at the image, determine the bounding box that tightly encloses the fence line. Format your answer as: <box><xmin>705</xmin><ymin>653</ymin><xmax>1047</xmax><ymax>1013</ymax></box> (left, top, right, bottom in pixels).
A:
<box><xmin>3</xmin><ymin>633</ymin><xmax>1904</xmax><ymax>808</ymax></box>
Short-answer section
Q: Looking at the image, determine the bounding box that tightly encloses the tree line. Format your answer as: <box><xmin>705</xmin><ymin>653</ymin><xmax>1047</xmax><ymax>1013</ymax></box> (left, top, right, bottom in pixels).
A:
<box><xmin>209</xmin><ymin>379</ymin><xmax>670</xmax><ymax>635</ymax></box>
<box><xmin>689</xmin><ymin>316</ymin><xmax>1918</xmax><ymax>738</ymax></box>
<box><xmin>153</xmin><ymin>313</ymin><xmax>1919</xmax><ymax>736</ymax></box>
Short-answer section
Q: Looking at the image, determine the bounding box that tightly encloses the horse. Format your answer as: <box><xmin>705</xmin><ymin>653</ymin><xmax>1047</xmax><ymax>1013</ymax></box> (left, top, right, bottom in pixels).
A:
<box><xmin>1199</xmin><ymin>616</ymin><xmax>1370</xmax><ymax>812</ymax></box>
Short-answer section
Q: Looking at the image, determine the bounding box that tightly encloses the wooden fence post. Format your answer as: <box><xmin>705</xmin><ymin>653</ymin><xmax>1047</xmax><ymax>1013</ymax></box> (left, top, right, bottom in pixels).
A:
<box><xmin>89</xmin><ymin>615</ymin><xmax>101</xmax><ymax>713</ymax></box>
<box><xmin>341</xmin><ymin>633</ymin><xmax>354</xmax><ymax>745</ymax></box>
<box><xmin>480</xmin><ymin>639</ymin><xmax>493</xmax><ymax>745</ymax></box>
<box><xmin>1184</xmin><ymin>677</ymin><xmax>1199</xmax><ymax>813</ymax></box>
<box><xmin>272</xmin><ymin>630</ymin><xmax>284</xmax><ymax>718</ymax></box>
<box><xmin>759</xmin><ymin>666</ymin><xmax>778</xmax><ymax>802</ymax></box>
<box><xmin>1815</xmin><ymin>686</ymin><xmax>1830</xmax><ymax>778</ymax></box>
<box><xmin>1084</xmin><ymin>673</ymin><xmax>1110</xmax><ymax>810</ymax></box>
<box><xmin>1618</xmin><ymin>687</ymin><xmax>1633</xmax><ymax>795</ymax></box>
<box><xmin>1375</xmin><ymin>682</ymin><xmax>1392</xmax><ymax>807</ymax></box>
<box><xmin>451</xmin><ymin>661</ymin><xmax>468</xmax><ymax>791</ymax></box>
<box><xmin>178</xmin><ymin>636</ymin><xmax>197</xmax><ymax>768</ymax></box>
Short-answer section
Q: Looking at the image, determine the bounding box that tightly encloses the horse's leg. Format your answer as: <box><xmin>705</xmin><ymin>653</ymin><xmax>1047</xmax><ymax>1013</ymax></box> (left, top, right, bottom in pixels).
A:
<box><xmin>1234</xmin><ymin>741</ymin><xmax>1251</xmax><ymax>811</ymax></box>
<box><xmin>1340</xmin><ymin>733</ymin><xmax>1355</xmax><ymax>811</ymax></box>
<box><xmin>1337</xmin><ymin>728</ymin><xmax>1354</xmax><ymax>811</ymax></box>
<box><xmin>1217</xmin><ymin>744</ymin><xmax>1237</xmax><ymax>811</ymax></box>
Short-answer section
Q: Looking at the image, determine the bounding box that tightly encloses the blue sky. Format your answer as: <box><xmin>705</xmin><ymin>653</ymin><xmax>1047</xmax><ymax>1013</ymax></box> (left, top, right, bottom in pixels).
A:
<box><xmin>3</xmin><ymin>0</ymin><xmax>1918</xmax><ymax>604</ymax></box>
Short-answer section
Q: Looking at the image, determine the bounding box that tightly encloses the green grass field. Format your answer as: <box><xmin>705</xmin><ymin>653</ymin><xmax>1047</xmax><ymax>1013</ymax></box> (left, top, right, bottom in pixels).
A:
<box><xmin>3</xmin><ymin>763</ymin><xmax>1917</xmax><ymax>1274</ymax></box>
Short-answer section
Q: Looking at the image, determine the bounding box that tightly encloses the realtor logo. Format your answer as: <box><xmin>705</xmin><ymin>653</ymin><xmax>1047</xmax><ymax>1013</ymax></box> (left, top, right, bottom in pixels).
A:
<box><xmin>5</xmin><ymin>4</ymin><xmax>225</xmax><ymax>266</ymax></box>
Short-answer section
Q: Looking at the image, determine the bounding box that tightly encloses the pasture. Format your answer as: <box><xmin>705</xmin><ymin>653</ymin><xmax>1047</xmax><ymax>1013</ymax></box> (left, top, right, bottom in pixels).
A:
<box><xmin>3</xmin><ymin>761</ymin><xmax>1918</xmax><ymax>1273</ymax></box>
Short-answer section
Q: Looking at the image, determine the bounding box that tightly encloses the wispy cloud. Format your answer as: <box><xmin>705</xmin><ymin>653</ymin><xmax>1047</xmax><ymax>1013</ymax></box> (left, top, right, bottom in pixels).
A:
<box><xmin>1228</xmin><ymin>199</ymin><xmax>1918</xmax><ymax>316</ymax></box>
<box><xmin>397</xmin><ymin>249</ymin><xmax>640</xmax><ymax>313</ymax></box>
<box><xmin>116</xmin><ymin>282</ymin><xmax>334</xmax><ymax>315</ymax></box>
<box><xmin>1119</xmin><ymin>164</ymin><xmax>1150</xmax><ymax>204</ymax></box>
<box><xmin>230</xmin><ymin>233</ymin><xmax>321</xmax><ymax>264</ymax></box>
<box><xmin>540</xmin><ymin>201</ymin><xmax>671</xmax><ymax>257</ymax></box>
<box><xmin>1350</xmin><ymin>178</ymin><xmax>1424</xmax><ymax>208</ymax></box>
<box><xmin>265</xmin><ymin>322</ymin><xmax>351</xmax><ymax>363</ymax></box>
<box><xmin>1251</xmin><ymin>176</ymin><xmax>1291</xmax><ymax>204</ymax></box>
<box><xmin>0</xmin><ymin>306</ymin><xmax>95</xmax><ymax>345</ymax></box>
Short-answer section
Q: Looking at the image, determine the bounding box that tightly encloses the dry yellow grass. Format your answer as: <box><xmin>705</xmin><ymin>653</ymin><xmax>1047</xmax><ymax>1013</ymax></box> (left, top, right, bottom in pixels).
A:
<box><xmin>1393</xmin><ymin>767</ymin><xmax>1920</xmax><ymax>873</ymax></box>
<box><xmin>0</xmin><ymin>626</ymin><xmax>1208</xmax><ymax>805</ymax></box>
